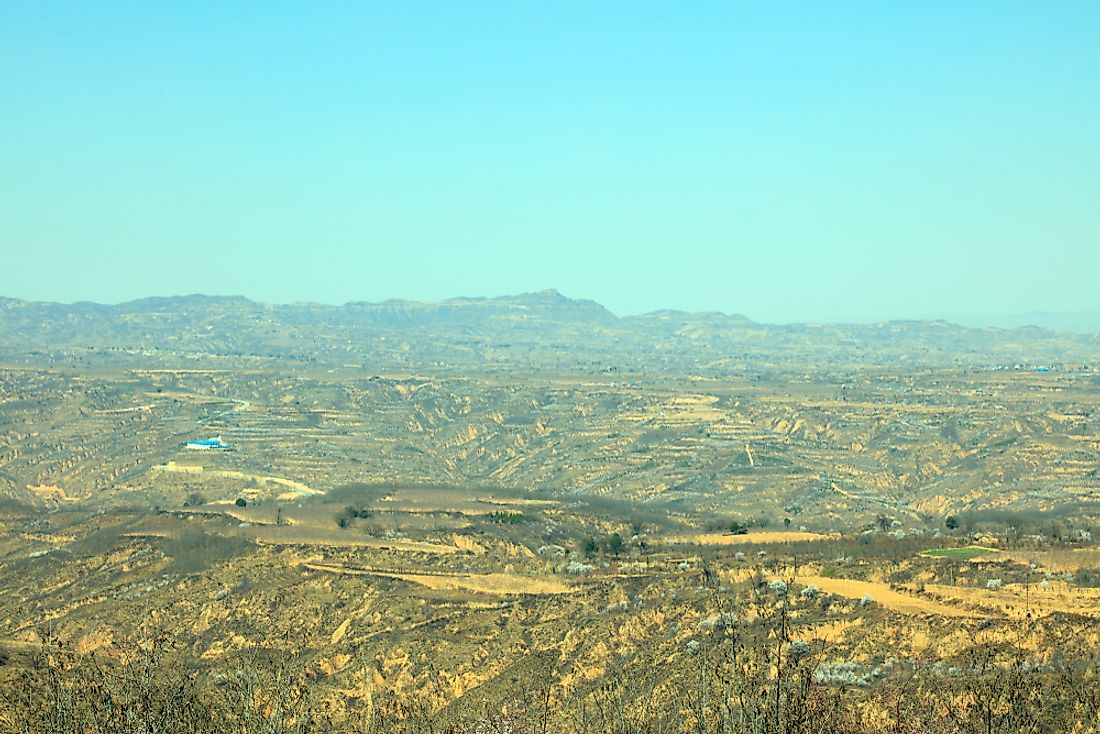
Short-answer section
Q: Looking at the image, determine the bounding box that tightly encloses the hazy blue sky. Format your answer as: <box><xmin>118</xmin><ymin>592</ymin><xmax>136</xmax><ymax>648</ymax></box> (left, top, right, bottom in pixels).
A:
<box><xmin>2</xmin><ymin>2</ymin><xmax>1098</xmax><ymax>323</ymax></box>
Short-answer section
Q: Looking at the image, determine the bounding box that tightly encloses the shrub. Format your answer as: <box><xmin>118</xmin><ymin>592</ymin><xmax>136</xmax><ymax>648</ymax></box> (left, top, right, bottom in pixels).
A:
<box><xmin>789</xmin><ymin>640</ymin><xmax>812</xmax><ymax>659</ymax></box>
<box><xmin>234</xmin><ymin>498</ymin><xmax>247</xmax><ymax>507</ymax></box>
<box><xmin>565</xmin><ymin>560</ymin><xmax>594</xmax><ymax>575</ymax></box>
<box><xmin>603</xmin><ymin>532</ymin><xmax>624</xmax><ymax>556</ymax></box>
<box><xmin>164</xmin><ymin>528</ymin><xmax>254</xmax><ymax>575</ymax></box>
<box><xmin>5</xmin><ymin>612</ymin><xmax>1099</xmax><ymax>734</ymax></box>
<box><xmin>483</xmin><ymin>511</ymin><xmax>529</xmax><ymax>524</ymax></box>
<box><xmin>813</xmin><ymin>661</ymin><xmax>882</xmax><ymax>687</ymax></box>
<box><xmin>697</xmin><ymin>612</ymin><xmax>738</xmax><ymax>630</ymax></box>
<box><xmin>1074</xmin><ymin>567</ymin><xmax>1100</xmax><ymax>587</ymax></box>
<box><xmin>336</xmin><ymin>505</ymin><xmax>373</xmax><ymax>527</ymax></box>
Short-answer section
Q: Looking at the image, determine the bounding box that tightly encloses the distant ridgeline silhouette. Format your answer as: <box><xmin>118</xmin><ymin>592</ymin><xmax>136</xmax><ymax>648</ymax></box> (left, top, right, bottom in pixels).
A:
<box><xmin>0</xmin><ymin>292</ymin><xmax>1097</xmax><ymax>370</ymax></box>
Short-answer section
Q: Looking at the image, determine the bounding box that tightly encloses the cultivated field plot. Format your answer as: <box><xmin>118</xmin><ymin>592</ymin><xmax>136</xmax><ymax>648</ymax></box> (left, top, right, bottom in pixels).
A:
<box><xmin>304</xmin><ymin>562</ymin><xmax>575</xmax><ymax>596</ymax></box>
<box><xmin>921</xmin><ymin>581</ymin><xmax>1100</xmax><ymax>619</ymax></box>
<box><xmin>796</xmin><ymin>575</ymin><xmax>988</xmax><ymax>619</ymax></box>
<box><xmin>672</xmin><ymin>531</ymin><xmax>837</xmax><ymax>546</ymax></box>
<box><xmin>921</xmin><ymin>546</ymin><xmax>999</xmax><ymax>560</ymax></box>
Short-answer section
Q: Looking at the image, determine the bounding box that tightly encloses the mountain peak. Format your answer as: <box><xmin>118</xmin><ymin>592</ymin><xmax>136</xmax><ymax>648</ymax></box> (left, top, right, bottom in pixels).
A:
<box><xmin>510</xmin><ymin>288</ymin><xmax>568</xmax><ymax>303</ymax></box>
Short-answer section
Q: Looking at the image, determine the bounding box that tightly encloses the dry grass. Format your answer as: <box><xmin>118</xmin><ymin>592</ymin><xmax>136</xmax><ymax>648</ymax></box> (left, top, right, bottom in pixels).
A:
<box><xmin>1002</xmin><ymin>546</ymin><xmax>1100</xmax><ymax>572</ymax></box>
<box><xmin>362</xmin><ymin>487</ymin><xmax>553</xmax><ymax>516</ymax></box>
<box><xmin>303</xmin><ymin>562</ymin><xmax>574</xmax><ymax>595</ymax></box>
<box><xmin>922</xmin><ymin>581</ymin><xmax>1100</xmax><ymax>619</ymax></box>
<box><xmin>27</xmin><ymin>484</ymin><xmax>82</xmax><ymax>503</ymax></box>
<box><xmin>920</xmin><ymin>546</ymin><xmax>1000</xmax><ymax>560</ymax></box>
<box><xmin>621</xmin><ymin>393</ymin><xmax>728</xmax><ymax>425</ymax></box>
<box><xmin>450</xmin><ymin>534</ymin><xmax>487</xmax><ymax>554</ymax></box>
<box><xmin>674</xmin><ymin>531</ymin><xmax>836</xmax><ymax>545</ymax></box>
<box><xmin>156</xmin><ymin>462</ymin><xmax>322</xmax><ymax>496</ymax></box>
<box><xmin>796</xmin><ymin>575</ymin><xmax>986</xmax><ymax>618</ymax></box>
<box><xmin>251</xmin><ymin>527</ymin><xmax>461</xmax><ymax>553</ymax></box>
<box><xmin>473</xmin><ymin>496</ymin><xmax>558</xmax><ymax>509</ymax></box>
<box><xmin>123</xmin><ymin>524</ymin><xmax>462</xmax><ymax>554</ymax></box>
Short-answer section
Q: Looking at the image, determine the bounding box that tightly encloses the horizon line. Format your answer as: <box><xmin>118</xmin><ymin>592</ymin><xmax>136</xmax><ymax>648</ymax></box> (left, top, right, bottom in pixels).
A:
<box><xmin>4</xmin><ymin>290</ymin><xmax>1099</xmax><ymax>333</ymax></box>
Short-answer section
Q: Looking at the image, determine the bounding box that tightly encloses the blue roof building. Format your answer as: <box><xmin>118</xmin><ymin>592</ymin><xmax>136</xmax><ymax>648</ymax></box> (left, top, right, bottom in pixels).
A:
<box><xmin>185</xmin><ymin>436</ymin><xmax>231</xmax><ymax>450</ymax></box>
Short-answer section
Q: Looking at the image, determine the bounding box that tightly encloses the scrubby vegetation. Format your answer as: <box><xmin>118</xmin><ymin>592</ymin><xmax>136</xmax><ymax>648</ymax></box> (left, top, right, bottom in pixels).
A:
<box><xmin>481</xmin><ymin>511</ymin><xmax>531</xmax><ymax>524</ymax></box>
<box><xmin>336</xmin><ymin>505</ymin><xmax>374</xmax><ymax>528</ymax></box>
<box><xmin>162</xmin><ymin>528</ymin><xmax>255</xmax><ymax>575</ymax></box>
<box><xmin>952</xmin><ymin>505</ymin><xmax>1100</xmax><ymax>543</ymax></box>
<box><xmin>923</xmin><ymin>547</ymin><xmax>999</xmax><ymax>560</ymax></box>
<box><xmin>4</xmin><ymin>597</ymin><xmax>1099</xmax><ymax>734</ymax></box>
<box><xmin>4</xmin><ymin>317</ymin><xmax>1100</xmax><ymax>734</ymax></box>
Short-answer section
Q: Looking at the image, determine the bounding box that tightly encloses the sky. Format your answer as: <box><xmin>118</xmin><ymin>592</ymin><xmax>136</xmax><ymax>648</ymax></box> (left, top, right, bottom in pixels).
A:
<box><xmin>1</xmin><ymin>2</ymin><xmax>1098</xmax><ymax>324</ymax></box>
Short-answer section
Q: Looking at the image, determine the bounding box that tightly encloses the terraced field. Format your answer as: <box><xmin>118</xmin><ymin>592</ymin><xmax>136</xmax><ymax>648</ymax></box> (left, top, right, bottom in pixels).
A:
<box><xmin>5</xmin><ymin>364</ymin><xmax>1100</xmax><ymax>529</ymax></box>
<box><xmin>795</xmin><ymin>575</ymin><xmax>988</xmax><ymax>619</ymax></box>
<box><xmin>2</xmin><ymin>308</ymin><xmax>1100</xmax><ymax>728</ymax></box>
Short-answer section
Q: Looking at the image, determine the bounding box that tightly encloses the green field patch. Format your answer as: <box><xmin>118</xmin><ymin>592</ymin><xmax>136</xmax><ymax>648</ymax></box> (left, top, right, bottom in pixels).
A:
<box><xmin>921</xmin><ymin>546</ymin><xmax>999</xmax><ymax>560</ymax></box>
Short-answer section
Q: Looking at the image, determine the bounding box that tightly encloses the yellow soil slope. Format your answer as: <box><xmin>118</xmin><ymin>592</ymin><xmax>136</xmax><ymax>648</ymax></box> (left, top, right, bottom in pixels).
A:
<box><xmin>304</xmin><ymin>563</ymin><xmax>573</xmax><ymax>596</ymax></box>
<box><xmin>675</xmin><ymin>531</ymin><xmax>836</xmax><ymax>546</ymax></box>
<box><xmin>797</xmin><ymin>576</ymin><xmax>988</xmax><ymax>619</ymax></box>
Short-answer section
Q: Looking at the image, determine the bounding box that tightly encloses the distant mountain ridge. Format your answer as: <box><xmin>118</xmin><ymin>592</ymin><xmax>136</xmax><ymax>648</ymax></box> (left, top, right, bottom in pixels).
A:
<box><xmin>952</xmin><ymin>311</ymin><xmax>1100</xmax><ymax>334</ymax></box>
<box><xmin>1</xmin><ymin>291</ymin><xmax>1098</xmax><ymax>370</ymax></box>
